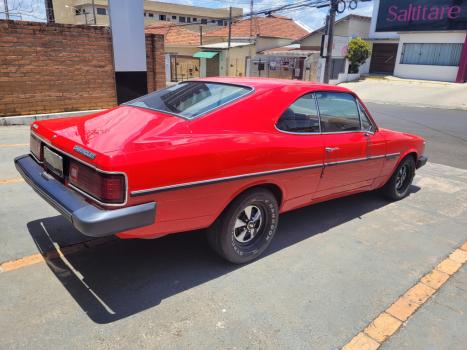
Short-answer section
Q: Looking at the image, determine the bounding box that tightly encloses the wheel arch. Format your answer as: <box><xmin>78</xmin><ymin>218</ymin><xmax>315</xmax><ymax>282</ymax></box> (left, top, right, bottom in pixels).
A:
<box><xmin>213</xmin><ymin>181</ymin><xmax>285</xmax><ymax>224</ymax></box>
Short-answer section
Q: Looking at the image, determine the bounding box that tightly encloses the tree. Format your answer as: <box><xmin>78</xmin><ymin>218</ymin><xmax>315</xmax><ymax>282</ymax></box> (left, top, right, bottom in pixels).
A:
<box><xmin>346</xmin><ymin>37</ymin><xmax>371</xmax><ymax>74</ymax></box>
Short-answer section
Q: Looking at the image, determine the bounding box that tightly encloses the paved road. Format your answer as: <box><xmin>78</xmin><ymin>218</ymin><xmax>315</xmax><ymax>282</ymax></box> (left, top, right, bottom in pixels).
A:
<box><xmin>366</xmin><ymin>103</ymin><xmax>467</xmax><ymax>169</ymax></box>
<box><xmin>0</xmin><ymin>104</ymin><xmax>466</xmax><ymax>349</ymax></box>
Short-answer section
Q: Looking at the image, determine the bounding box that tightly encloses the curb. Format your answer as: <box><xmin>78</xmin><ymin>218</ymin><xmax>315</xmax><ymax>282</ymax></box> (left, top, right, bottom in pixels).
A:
<box><xmin>0</xmin><ymin>109</ymin><xmax>103</xmax><ymax>126</ymax></box>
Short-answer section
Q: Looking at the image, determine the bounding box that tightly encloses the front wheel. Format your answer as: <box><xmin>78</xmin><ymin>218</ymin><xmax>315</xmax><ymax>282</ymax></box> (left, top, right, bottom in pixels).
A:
<box><xmin>382</xmin><ymin>155</ymin><xmax>416</xmax><ymax>200</ymax></box>
<box><xmin>207</xmin><ymin>189</ymin><xmax>279</xmax><ymax>264</ymax></box>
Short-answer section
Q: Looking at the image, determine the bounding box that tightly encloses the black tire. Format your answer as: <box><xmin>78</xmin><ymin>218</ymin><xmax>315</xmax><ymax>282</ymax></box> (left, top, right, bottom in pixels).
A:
<box><xmin>207</xmin><ymin>188</ymin><xmax>279</xmax><ymax>264</ymax></box>
<box><xmin>382</xmin><ymin>155</ymin><xmax>416</xmax><ymax>200</ymax></box>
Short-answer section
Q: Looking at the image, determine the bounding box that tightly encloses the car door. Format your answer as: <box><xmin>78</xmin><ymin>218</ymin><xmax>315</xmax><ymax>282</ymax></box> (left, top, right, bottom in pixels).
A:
<box><xmin>357</xmin><ymin>99</ymin><xmax>386</xmax><ymax>184</ymax></box>
<box><xmin>315</xmin><ymin>91</ymin><xmax>373</xmax><ymax>198</ymax></box>
<box><xmin>275</xmin><ymin>93</ymin><xmax>324</xmax><ymax>203</ymax></box>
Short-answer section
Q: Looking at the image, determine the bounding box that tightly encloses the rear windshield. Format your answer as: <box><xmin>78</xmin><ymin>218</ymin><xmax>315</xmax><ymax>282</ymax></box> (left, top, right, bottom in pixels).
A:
<box><xmin>125</xmin><ymin>81</ymin><xmax>252</xmax><ymax>119</ymax></box>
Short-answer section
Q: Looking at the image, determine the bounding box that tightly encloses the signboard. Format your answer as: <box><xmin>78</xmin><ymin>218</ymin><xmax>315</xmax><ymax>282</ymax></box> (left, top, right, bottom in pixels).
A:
<box><xmin>320</xmin><ymin>35</ymin><xmax>350</xmax><ymax>58</ymax></box>
<box><xmin>376</xmin><ymin>0</ymin><xmax>467</xmax><ymax>32</ymax></box>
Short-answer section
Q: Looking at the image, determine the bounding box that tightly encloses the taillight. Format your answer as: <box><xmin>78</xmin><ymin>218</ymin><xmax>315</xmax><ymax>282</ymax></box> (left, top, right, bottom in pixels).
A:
<box><xmin>30</xmin><ymin>134</ymin><xmax>43</xmax><ymax>162</ymax></box>
<box><xmin>69</xmin><ymin>160</ymin><xmax>125</xmax><ymax>204</ymax></box>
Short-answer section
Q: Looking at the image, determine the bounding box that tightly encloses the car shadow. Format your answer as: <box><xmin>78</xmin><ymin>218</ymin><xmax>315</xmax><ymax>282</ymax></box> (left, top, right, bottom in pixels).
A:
<box><xmin>27</xmin><ymin>186</ymin><xmax>420</xmax><ymax>324</ymax></box>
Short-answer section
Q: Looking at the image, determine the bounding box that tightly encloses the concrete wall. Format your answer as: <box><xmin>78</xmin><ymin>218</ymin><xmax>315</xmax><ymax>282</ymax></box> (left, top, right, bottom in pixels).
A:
<box><xmin>256</xmin><ymin>37</ymin><xmax>292</xmax><ymax>53</ymax></box>
<box><xmin>0</xmin><ymin>20</ymin><xmax>165</xmax><ymax>117</ymax></box>
<box><xmin>394</xmin><ymin>32</ymin><xmax>466</xmax><ymax>82</ymax></box>
<box><xmin>369</xmin><ymin>0</ymin><xmax>399</xmax><ymax>40</ymax></box>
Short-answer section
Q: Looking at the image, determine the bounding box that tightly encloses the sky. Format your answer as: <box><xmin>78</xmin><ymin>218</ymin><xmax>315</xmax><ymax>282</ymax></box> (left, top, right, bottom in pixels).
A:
<box><xmin>0</xmin><ymin>0</ymin><xmax>374</xmax><ymax>32</ymax></box>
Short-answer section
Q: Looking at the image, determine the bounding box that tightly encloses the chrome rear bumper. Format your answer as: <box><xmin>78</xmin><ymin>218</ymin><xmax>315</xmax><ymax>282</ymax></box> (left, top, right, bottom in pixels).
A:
<box><xmin>15</xmin><ymin>155</ymin><xmax>156</xmax><ymax>237</ymax></box>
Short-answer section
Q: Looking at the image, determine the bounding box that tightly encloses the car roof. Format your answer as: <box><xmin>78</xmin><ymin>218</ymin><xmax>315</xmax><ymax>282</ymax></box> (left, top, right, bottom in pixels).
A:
<box><xmin>191</xmin><ymin>77</ymin><xmax>352</xmax><ymax>93</ymax></box>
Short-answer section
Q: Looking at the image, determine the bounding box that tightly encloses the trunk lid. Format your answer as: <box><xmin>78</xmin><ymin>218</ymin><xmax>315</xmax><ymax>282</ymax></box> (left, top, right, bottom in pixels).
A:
<box><xmin>34</xmin><ymin>106</ymin><xmax>189</xmax><ymax>155</ymax></box>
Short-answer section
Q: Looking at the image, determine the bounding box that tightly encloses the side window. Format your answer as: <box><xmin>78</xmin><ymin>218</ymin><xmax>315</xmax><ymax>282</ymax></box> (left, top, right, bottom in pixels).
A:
<box><xmin>358</xmin><ymin>101</ymin><xmax>374</xmax><ymax>132</ymax></box>
<box><xmin>276</xmin><ymin>93</ymin><xmax>319</xmax><ymax>133</ymax></box>
<box><xmin>316</xmin><ymin>92</ymin><xmax>361</xmax><ymax>132</ymax></box>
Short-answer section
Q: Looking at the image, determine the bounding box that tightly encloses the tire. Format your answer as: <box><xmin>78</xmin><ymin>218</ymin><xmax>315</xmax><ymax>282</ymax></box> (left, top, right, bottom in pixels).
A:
<box><xmin>207</xmin><ymin>188</ymin><xmax>279</xmax><ymax>264</ymax></box>
<box><xmin>382</xmin><ymin>155</ymin><xmax>416</xmax><ymax>201</ymax></box>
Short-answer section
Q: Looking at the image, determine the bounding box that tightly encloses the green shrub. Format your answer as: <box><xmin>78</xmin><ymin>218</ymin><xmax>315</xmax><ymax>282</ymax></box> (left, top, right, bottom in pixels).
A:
<box><xmin>346</xmin><ymin>37</ymin><xmax>371</xmax><ymax>74</ymax></box>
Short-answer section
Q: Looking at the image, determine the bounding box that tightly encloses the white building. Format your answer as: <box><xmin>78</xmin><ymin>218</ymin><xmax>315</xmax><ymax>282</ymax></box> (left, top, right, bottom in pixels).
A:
<box><xmin>369</xmin><ymin>0</ymin><xmax>467</xmax><ymax>83</ymax></box>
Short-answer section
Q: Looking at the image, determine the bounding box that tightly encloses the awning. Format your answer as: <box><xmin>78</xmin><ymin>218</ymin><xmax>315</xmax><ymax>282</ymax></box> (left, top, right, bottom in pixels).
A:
<box><xmin>193</xmin><ymin>51</ymin><xmax>218</xmax><ymax>59</ymax></box>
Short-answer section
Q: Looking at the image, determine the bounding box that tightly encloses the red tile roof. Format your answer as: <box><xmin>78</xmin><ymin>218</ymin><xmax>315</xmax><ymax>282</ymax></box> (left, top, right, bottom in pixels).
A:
<box><xmin>145</xmin><ymin>22</ymin><xmax>200</xmax><ymax>46</ymax></box>
<box><xmin>205</xmin><ymin>15</ymin><xmax>309</xmax><ymax>40</ymax></box>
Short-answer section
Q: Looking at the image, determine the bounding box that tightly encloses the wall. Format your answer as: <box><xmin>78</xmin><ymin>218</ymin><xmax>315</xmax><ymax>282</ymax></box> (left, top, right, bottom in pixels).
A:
<box><xmin>394</xmin><ymin>32</ymin><xmax>466</xmax><ymax>82</ymax></box>
<box><xmin>0</xmin><ymin>20</ymin><xmax>165</xmax><ymax>117</ymax></box>
<box><xmin>369</xmin><ymin>0</ymin><xmax>399</xmax><ymax>40</ymax></box>
<box><xmin>256</xmin><ymin>37</ymin><xmax>292</xmax><ymax>53</ymax></box>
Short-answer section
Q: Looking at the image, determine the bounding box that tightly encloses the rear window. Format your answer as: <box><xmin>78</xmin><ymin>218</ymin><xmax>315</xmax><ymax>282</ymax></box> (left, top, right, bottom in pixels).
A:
<box><xmin>126</xmin><ymin>82</ymin><xmax>252</xmax><ymax>119</ymax></box>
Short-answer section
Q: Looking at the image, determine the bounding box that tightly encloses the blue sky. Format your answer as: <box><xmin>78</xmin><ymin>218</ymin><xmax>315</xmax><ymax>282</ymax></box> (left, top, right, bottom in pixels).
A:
<box><xmin>0</xmin><ymin>0</ymin><xmax>374</xmax><ymax>31</ymax></box>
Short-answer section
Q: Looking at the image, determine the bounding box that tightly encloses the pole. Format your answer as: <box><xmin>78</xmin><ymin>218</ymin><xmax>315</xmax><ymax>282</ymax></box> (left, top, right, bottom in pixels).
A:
<box><xmin>249</xmin><ymin>0</ymin><xmax>254</xmax><ymax>59</ymax></box>
<box><xmin>91</xmin><ymin>0</ymin><xmax>97</xmax><ymax>24</ymax></box>
<box><xmin>323</xmin><ymin>0</ymin><xmax>337</xmax><ymax>84</ymax></box>
<box><xmin>3</xmin><ymin>0</ymin><xmax>9</xmax><ymax>20</ymax></box>
<box><xmin>199</xmin><ymin>25</ymin><xmax>203</xmax><ymax>46</ymax></box>
<box><xmin>227</xmin><ymin>6</ymin><xmax>232</xmax><ymax>76</ymax></box>
<box><xmin>44</xmin><ymin>0</ymin><xmax>55</xmax><ymax>23</ymax></box>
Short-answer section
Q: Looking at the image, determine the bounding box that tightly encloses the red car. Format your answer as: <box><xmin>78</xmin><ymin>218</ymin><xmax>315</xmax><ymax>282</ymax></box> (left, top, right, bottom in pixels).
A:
<box><xmin>15</xmin><ymin>77</ymin><xmax>427</xmax><ymax>263</ymax></box>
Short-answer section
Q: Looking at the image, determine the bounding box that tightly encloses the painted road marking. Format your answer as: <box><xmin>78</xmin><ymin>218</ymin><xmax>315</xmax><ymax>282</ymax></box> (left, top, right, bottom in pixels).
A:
<box><xmin>0</xmin><ymin>237</ymin><xmax>114</xmax><ymax>273</ymax></box>
<box><xmin>342</xmin><ymin>240</ymin><xmax>467</xmax><ymax>350</ymax></box>
<box><xmin>0</xmin><ymin>177</ymin><xmax>24</xmax><ymax>185</ymax></box>
<box><xmin>0</xmin><ymin>143</ymin><xmax>28</xmax><ymax>148</ymax></box>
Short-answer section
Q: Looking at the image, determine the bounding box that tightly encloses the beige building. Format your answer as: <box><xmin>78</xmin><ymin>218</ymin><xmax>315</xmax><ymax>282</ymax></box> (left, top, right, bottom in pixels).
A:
<box><xmin>51</xmin><ymin>0</ymin><xmax>242</xmax><ymax>27</ymax></box>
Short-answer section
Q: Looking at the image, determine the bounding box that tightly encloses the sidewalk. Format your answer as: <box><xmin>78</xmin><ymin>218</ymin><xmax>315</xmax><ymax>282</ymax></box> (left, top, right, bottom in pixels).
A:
<box><xmin>340</xmin><ymin>76</ymin><xmax>467</xmax><ymax>111</ymax></box>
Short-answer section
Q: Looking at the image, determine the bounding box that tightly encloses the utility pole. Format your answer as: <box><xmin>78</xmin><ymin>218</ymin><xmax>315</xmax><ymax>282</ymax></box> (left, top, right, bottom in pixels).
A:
<box><xmin>323</xmin><ymin>0</ymin><xmax>338</xmax><ymax>84</ymax></box>
<box><xmin>91</xmin><ymin>0</ymin><xmax>97</xmax><ymax>24</ymax></box>
<box><xmin>44</xmin><ymin>0</ymin><xmax>55</xmax><ymax>23</ymax></box>
<box><xmin>3</xmin><ymin>0</ymin><xmax>9</xmax><ymax>20</ymax></box>
<box><xmin>199</xmin><ymin>25</ymin><xmax>203</xmax><ymax>45</ymax></box>
<box><xmin>227</xmin><ymin>6</ymin><xmax>232</xmax><ymax>76</ymax></box>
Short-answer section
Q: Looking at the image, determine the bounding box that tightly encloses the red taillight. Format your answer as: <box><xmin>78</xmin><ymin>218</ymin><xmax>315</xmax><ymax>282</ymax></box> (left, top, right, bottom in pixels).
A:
<box><xmin>69</xmin><ymin>160</ymin><xmax>125</xmax><ymax>204</ymax></box>
<box><xmin>30</xmin><ymin>134</ymin><xmax>42</xmax><ymax>161</ymax></box>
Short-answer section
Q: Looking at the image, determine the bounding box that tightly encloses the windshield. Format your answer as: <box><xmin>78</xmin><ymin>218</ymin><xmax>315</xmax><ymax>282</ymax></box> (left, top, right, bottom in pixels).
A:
<box><xmin>125</xmin><ymin>81</ymin><xmax>252</xmax><ymax>119</ymax></box>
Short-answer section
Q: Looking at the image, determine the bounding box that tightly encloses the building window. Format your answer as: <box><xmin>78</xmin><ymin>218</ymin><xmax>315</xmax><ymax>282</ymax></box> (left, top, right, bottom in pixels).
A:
<box><xmin>400</xmin><ymin>43</ymin><xmax>463</xmax><ymax>66</ymax></box>
<box><xmin>159</xmin><ymin>14</ymin><xmax>166</xmax><ymax>20</ymax></box>
<box><xmin>96</xmin><ymin>7</ymin><xmax>106</xmax><ymax>15</ymax></box>
<box><xmin>211</xmin><ymin>19</ymin><xmax>216</xmax><ymax>23</ymax></box>
<box><xmin>148</xmin><ymin>13</ymin><xmax>154</xmax><ymax>18</ymax></box>
<box><xmin>187</xmin><ymin>17</ymin><xmax>191</xmax><ymax>23</ymax></box>
<box><xmin>217</xmin><ymin>19</ymin><xmax>223</xmax><ymax>26</ymax></box>
<box><xmin>179</xmin><ymin>16</ymin><xmax>186</xmax><ymax>23</ymax></box>
<box><xmin>172</xmin><ymin>15</ymin><xmax>177</xmax><ymax>20</ymax></box>
<box><xmin>192</xmin><ymin>17</ymin><xmax>197</xmax><ymax>22</ymax></box>
<box><xmin>75</xmin><ymin>9</ymin><xmax>82</xmax><ymax>15</ymax></box>
<box><xmin>201</xmin><ymin>18</ymin><xmax>207</xmax><ymax>24</ymax></box>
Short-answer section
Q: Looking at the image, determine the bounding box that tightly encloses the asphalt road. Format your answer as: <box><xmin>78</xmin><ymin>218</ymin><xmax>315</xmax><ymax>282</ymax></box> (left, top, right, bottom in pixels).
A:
<box><xmin>366</xmin><ymin>103</ymin><xmax>467</xmax><ymax>169</ymax></box>
<box><xmin>0</xmin><ymin>103</ymin><xmax>466</xmax><ymax>349</ymax></box>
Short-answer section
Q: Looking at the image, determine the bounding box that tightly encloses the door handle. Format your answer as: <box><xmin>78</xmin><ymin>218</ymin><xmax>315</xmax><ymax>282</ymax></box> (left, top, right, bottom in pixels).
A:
<box><xmin>325</xmin><ymin>147</ymin><xmax>340</xmax><ymax>152</ymax></box>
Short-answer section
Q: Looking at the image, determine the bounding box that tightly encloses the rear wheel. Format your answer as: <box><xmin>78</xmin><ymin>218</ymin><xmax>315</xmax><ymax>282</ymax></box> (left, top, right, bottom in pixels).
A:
<box><xmin>207</xmin><ymin>189</ymin><xmax>279</xmax><ymax>264</ymax></box>
<box><xmin>382</xmin><ymin>156</ymin><xmax>416</xmax><ymax>200</ymax></box>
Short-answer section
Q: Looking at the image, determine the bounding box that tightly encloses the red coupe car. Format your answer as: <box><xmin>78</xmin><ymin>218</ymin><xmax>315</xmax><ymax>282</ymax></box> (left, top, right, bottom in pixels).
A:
<box><xmin>15</xmin><ymin>77</ymin><xmax>427</xmax><ymax>263</ymax></box>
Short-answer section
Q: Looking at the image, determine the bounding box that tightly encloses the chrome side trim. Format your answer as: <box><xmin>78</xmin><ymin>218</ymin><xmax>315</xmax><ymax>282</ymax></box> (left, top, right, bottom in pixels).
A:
<box><xmin>385</xmin><ymin>152</ymin><xmax>400</xmax><ymax>160</ymax></box>
<box><xmin>31</xmin><ymin>131</ymin><xmax>129</xmax><ymax>207</ymax></box>
<box><xmin>131</xmin><ymin>163</ymin><xmax>324</xmax><ymax>197</ymax></box>
<box><xmin>131</xmin><ymin>152</ymin><xmax>399</xmax><ymax>197</ymax></box>
<box><xmin>325</xmin><ymin>157</ymin><xmax>368</xmax><ymax>167</ymax></box>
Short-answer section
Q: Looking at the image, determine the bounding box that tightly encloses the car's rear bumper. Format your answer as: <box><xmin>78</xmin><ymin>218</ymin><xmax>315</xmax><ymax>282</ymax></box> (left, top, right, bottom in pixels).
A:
<box><xmin>14</xmin><ymin>154</ymin><xmax>156</xmax><ymax>237</ymax></box>
<box><xmin>416</xmin><ymin>155</ymin><xmax>428</xmax><ymax>169</ymax></box>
